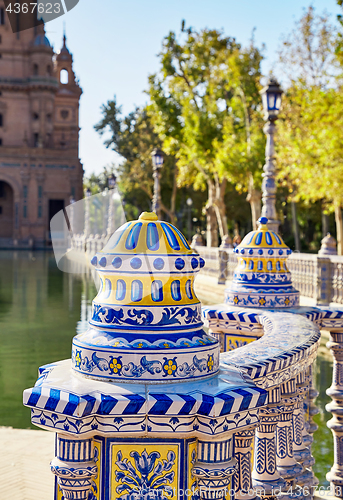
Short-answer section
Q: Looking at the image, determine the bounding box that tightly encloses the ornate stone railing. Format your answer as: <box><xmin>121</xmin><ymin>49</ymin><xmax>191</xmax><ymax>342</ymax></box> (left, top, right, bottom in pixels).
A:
<box><xmin>202</xmin><ymin>303</ymin><xmax>343</xmax><ymax>498</ymax></box>
<box><xmin>69</xmin><ymin>233</ymin><xmax>109</xmax><ymax>255</ymax></box>
<box><xmin>194</xmin><ymin>246</ymin><xmax>343</xmax><ymax>305</ymax></box>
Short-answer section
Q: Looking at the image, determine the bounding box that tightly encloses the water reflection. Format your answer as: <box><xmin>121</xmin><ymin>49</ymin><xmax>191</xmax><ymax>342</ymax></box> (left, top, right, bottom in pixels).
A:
<box><xmin>0</xmin><ymin>250</ymin><xmax>96</xmax><ymax>429</ymax></box>
<box><xmin>0</xmin><ymin>250</ymin><xmax>334</xmax><ymax>484</ymax></box>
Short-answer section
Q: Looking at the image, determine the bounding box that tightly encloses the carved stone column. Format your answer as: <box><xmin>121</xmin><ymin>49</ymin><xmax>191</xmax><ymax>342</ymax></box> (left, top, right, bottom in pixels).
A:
<box><xmin>276</xmin><ymin>379</ymin><xmax>303</xmax><ymax>488</ymax></box>
<box><xmin>326</xmin><ymin>331</ymin><xmax>343</xmax><ymax>497</ymax></box>
<box><xmin>193</xmin><ymin>437</ymin><xmax>237</xmax><ymax>500</ymax></box>
<box><xmin>252</xmin><ymin>388</ymin><xmax>286</xmax><ymax>499</ymax></box>
<box><xmin>50</xmin><ymin>434</ymin><xmax>98</xmax><ymax>500</ymax></box>
<box><xmin>234</xmin><ymin>428</ymin><xmax>257</xmax><ymax>500</ymax></box>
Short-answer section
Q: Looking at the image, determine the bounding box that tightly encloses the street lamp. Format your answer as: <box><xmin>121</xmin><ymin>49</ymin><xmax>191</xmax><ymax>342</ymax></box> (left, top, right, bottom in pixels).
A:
<box><xmin>186</xmin><ymin>197</ymin><xmax>193</xmax><ymax>242</ymax></box>
<box><xmin>151</xmin><ymin>148</ymin><xmax>164</xmax><ymax>219</ymax></box>
<box><xmin>108</xmin><ymin>174</ymin><xmax>116</xmax><ymax>189</ymax></box>
<box><xmin>260</xmin><ymin>78</ymin><xmax>283</xmax><ymax>233</ymax></box>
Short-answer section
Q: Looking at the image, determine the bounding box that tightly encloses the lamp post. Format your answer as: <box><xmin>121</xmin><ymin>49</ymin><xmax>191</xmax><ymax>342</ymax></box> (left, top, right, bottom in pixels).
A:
<box><xmin>151</xmin><ymin>148</ymin><xmax>164</xmax><ymax>219</ymax></box>
<box><xmin>107</xmin><ymin>174</ymin><xmax>116</xmax><ymax>236</ymax></box>
<box><xmin>260</xmin><ymin>78</ymin><xmax>283</xmax><ymax>233</ymax></box>
<box><xmin>186</xmin><ymin>197</ymin><xmax>193</xmax><ymax>242</ymax></box>
<box><xmin>108</xmin><ymin>174</ymin><xmax>116</xmax><ymax>190</ymax></box>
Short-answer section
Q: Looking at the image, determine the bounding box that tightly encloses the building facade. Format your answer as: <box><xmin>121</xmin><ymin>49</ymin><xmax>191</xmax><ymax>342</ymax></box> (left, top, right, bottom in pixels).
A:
<box><xmin>0</xmin><ymin>3</ymin><xmax>83</xmax><ymax>247</ymax></box>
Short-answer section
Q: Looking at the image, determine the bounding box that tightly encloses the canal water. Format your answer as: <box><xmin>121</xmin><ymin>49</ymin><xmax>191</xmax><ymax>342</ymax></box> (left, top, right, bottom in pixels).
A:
<box><xmin>0</xmin><ymin>251</ymin><xmax>333</xmax><ymax>485</ymax></box>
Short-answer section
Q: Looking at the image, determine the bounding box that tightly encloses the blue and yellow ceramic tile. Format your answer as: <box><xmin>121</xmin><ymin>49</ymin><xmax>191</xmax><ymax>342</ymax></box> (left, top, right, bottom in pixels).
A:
<box><xmin>72</xmin><ymin>212</ymin><xmax>220</xmax><ymax>382</ymax></box>
<box><xmin>56</xmin><ymin>439</ymin><xmax>102</xmax><ymax>500</ymax></box>
<box><xmin>110</xmin><ymin>443</ymin><xmax>179</xmax><ymax>499</ymax></box>
<box><xmin>187</xmin><ymin>440</ymin><xmax>197</xmax><ymax>494</ymax></box>
<box><xmin>225</xmin><ymin>334</ymin><xmax>258</xmax><ymax>352</ymax></box>
<box><xmin>225</xmin><ymin>217</ymin><xmax>300</xmax><ymax>309</ymax></box>
<box><xmin>94</xmin><ymin>275</ymin><xmax>199</xmax><ymax>307</ymax></box>
<box><xmin>98</xmin><ymin>212</ymin><xmax>194</xmax><ymax>255</ymax></box>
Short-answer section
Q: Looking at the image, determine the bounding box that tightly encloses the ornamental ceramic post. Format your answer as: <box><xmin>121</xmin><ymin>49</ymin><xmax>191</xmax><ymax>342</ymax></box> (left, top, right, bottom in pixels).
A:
<box><xmin>276</xmin><ymin>379</ymin><xmax>303</xmax><ymax>489</ymax></box>
<box><xmin>24</xmin><ymin>212</ymin><xmax>268</xmax><ymax>500</ymax></box>
<box><xmin>326</xmin><ymin>331</ymin><xmax>343</xmax><ymax>497</ymax></box>
<box><xmin>226</xmin><ymin>217</ymin><xmax>299</xmax><ymax>309</ymax></box>
<box><xmin>252</xmin><ymin>387</ymin><xmax>287</xmax><ymax>499</ymax></box>
<box><xmin>294</xmin><ymin>371</ymin><xmax>318</xmax><ymax>496</ymax></box>
<box><xmin>234</xmin><ymin>428</ymin><xmax>258</xmax><ymax>500</ymax></box>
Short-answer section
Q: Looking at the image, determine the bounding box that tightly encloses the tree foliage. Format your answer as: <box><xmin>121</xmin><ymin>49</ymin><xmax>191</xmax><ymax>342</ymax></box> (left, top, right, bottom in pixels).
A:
<box><xmin>94</xmin><ymin>100</ymin><xmax>178</xmax><ymax>222</ymax></box>
<box><xmin>147</xmin><ymin>24</ymin><xmax>265</xmax><ymax>241</ymax></box>
<box><xmin>276</xmin><ymin>6</ymin><xmax>343</xmax><ymax>252</ymax></box>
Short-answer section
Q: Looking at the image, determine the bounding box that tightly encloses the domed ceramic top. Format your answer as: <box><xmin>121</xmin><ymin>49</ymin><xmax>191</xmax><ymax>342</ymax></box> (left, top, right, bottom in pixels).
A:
<box><xmin>72</xmin><ymin>212</ymin><xmax>219</xmax><ymax>383</ymax></box>
<box><xmin>225</xmin><ymin>217</ymin><xmax>299</xmax><ymax>308</ymax></box>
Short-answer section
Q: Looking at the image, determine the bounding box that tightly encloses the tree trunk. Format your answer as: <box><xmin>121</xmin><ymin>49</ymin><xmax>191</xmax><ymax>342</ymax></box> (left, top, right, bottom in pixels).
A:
<box><xmin>246</xmin><ymin>174</ymin><xmax>261</xmax><ymax>230</ymax></box>
<box><xmin>335</xmin><ymin>205</ymin><xmax>343</xmax><ymax>256</ymax></box>
<box><xmin>291</xmin><ymin>201</ymin><xmax>301</xmax><ymax>252</ymax></box>
<box><xmin>205</xmin><ymin>181</ymin><xmax>218</xmax><ymax>247</ymax></box>
<box><xmin>322</xmin><ymin>209</ymin><xmax>330</xmax><ymax>238</ymax></box>
<box><xmin>213</xmin><ymin>177</ymin><xmax>229</xmax><ymax>241</ymax></box>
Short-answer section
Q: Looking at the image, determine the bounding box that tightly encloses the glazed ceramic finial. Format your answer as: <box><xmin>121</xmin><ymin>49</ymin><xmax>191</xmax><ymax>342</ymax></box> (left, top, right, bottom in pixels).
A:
<box><xmin>72</xmin><ymin>212</ymin><xmax>220</xmax><ymax>382</ymax></box>
<box><xmin>225</xmin><ymin>217</ymin><xmax>299</xmax><ymax>308</ymax></box>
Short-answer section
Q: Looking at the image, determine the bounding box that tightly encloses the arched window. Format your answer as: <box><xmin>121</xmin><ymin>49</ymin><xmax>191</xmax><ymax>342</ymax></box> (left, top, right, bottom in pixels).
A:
<box><xmin>33</xmin><ymin>64</ymin><xmax>38</xmax><ymax>76</ymax></box>
<box><xmin>60</xmin><ymin>69</ymin><xmax>68</xmax><ymax>84</ymax></box>
<box><xmin>47</xmin><ymin>65</ymin><xmax>51</xmax><ymax>76</ymax></box>
<box><xmin>0</xmin><ymin>114</ymin><xmax>3</xmax><ymax>127</ymax></box>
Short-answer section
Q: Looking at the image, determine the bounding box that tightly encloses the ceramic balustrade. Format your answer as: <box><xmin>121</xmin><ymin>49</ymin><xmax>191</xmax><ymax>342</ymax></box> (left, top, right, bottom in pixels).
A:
<box><xmin>276</xmin><ymin>379</ymin><xmax>303</xmax><ymax>490</ymax></box>
<box><xmin>292</xmin><ymin>371</ymin><xmax>317</xmax><ymax>497</ymax></box>
<box><xmin>252</xmin><ymin>387</ymin><xmax>287</xmax><ymax>499</ymax></box>
<box><xmin>307</xmin><ymin>366</ymin><xmax>319</xmax><ymax>438</ymax></box>
<box><xmin>325</xmin><ymin>329</ymin><xmax>343</xmax><ymax>497</ymax></box>
<box><xmin>234</xmin><ymin>427</ymin><xmax>258</xmax><ymax>500</ymax></box>
<box><xmin>211</xmin><ymin>309</ymin><xmax>321</xmax><ymax>499</ymax></box>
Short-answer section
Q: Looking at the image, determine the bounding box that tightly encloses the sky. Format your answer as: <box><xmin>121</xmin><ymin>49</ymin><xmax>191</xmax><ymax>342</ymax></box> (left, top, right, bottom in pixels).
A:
<box><xmin>43</xmin><ymin>0</ymin><xmax>341</xmax><ymax>176</ymax></box>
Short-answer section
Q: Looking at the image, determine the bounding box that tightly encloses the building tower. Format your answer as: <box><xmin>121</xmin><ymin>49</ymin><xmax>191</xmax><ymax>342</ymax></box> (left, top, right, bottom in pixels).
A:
<box><xmin>0</xmin><ymin>3</ymin><xmax>83</xmax><ymax>247</ymax></box>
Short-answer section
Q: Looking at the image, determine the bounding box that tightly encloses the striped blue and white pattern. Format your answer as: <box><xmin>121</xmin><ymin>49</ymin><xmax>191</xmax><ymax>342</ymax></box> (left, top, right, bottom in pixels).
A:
<box><xmin>23</xmin><ymin>361</ymin><xmax>267</xmax><ymax>419</ymax></box>
<box><xmin>198</xmin><ymin>439</ymin><xmax>233</xmax><ymax>463</ymax></box>
<box><xmin>57</xmin><ymin>437</ymin><xmax>93</xmax><ymax>462</ymax></box>
<box><xmin>24</xmin><ymin>384</ymin><xmax>267</xmax><ymax>418</ymax></box>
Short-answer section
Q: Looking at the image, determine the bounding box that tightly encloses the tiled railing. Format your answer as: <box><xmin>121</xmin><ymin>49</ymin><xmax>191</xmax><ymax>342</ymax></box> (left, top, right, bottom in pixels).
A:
<box><xmin>202</xmin><ymin>304</ymin><xmax>343</xmax><ymax>498</ymax></box>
